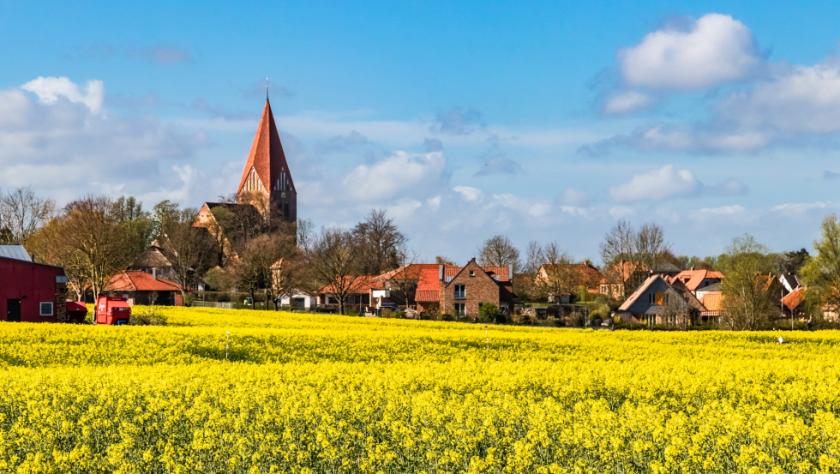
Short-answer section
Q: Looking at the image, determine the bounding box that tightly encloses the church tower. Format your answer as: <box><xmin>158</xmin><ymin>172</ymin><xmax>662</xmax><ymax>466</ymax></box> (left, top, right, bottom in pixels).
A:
<box><xmin>235</xmin><ymin>99</ymin><xmax>297</xmax><ymax>224</ymax></box>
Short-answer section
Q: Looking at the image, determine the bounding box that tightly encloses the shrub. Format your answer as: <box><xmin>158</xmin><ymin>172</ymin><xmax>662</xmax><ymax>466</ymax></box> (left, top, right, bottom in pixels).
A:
<box><xmin>479</xmin><ymin>303</ymin><xmax>508</xmax><ymax>324</ymax></box>
<box><xmin>129</xmin><ymin>309</ymin><xmax>168</xmax><ymax>326</ymax></box>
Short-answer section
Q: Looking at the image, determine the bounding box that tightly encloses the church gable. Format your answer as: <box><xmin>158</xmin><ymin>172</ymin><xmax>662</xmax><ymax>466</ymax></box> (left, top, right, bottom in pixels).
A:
<box><xmin>241</xmin><ymin>167</ymin><xmax>266</xmax><ymax>195</ymax></box>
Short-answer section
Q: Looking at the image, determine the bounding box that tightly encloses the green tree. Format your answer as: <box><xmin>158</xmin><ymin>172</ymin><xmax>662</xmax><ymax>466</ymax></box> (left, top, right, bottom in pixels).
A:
<box><xmin>801</xmin><ymin>215</ymin><xmax>840</xmax><ymax>316</ymax></box>
<box><xmin>719</xmin><ymin>235</ymin><xmax>779</xmax><ymax>330</ymax></box>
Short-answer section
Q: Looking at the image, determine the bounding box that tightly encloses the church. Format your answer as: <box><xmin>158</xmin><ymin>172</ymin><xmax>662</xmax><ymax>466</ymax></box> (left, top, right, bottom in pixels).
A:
<box><xmin>194</xmin><ymin>98</ymin><xmax>297</xmax><ymax>262</ymax></box>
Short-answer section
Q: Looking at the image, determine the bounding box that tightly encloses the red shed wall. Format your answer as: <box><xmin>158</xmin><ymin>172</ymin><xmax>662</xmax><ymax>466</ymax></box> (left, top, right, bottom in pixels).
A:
<box><xmin>0</xmin><ymin>258</ymin><xmax>66</xmax><ymax>322</ymax></box>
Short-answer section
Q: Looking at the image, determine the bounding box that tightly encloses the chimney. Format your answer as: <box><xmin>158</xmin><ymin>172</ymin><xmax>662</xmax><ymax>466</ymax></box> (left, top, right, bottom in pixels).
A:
<box><xmin>439</xmin><ymin>264</ymin><xmax>444</xmax><ymax>282</ymax></box>
<box><xmin>508</xmin><ymin>264</ymin><xmax>513</xmax><ymax>281</ymax></box>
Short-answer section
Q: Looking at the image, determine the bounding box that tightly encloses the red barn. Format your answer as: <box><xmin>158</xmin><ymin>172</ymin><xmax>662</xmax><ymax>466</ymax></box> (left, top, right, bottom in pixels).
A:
<box><xmin>0</xmin><ymin>248</ymin><xmax>68</xmax><ymax>322</ymax></box>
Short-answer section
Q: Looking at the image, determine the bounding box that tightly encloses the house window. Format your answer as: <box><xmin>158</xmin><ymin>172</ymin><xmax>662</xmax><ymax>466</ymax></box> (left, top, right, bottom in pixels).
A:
<box><xmin>39</xmin><ymin>301</ymin><xmax>54</xmax><ymax>317</ymax></box>
<box><xmin>469</xmin><ymin>270</ymin><xmax>476</xmax><ymax>277</ymax></box>
<box><xmin>454</xmin><ymin>303</ymin><xmax>466</xmax><ymax>316</ymax></box>
<box><xmin>454</xmin><ymin>284</ymin><xmax>466</xmax><ymax>299</ymax></box>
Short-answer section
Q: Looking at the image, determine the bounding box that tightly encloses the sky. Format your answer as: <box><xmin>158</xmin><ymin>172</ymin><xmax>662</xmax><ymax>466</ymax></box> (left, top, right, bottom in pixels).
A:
<box><xmin>2</xmin><ymin>1</ymin><xmax>840</xmax><ymax>263</ymax></box>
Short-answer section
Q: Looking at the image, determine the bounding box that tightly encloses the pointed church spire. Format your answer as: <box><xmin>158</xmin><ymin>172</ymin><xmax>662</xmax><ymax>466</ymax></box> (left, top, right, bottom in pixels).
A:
<box><xmin>236</xmin><ymin>98</ymin><xmax>297</xmax><ymax>222</ymax></box>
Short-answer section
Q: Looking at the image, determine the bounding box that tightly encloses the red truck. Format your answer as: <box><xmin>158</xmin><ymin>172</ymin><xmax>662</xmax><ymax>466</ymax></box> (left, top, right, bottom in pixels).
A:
<box><xmin>94</xmin><ymin>296</ymin><xmax>131</xmax><ymax>325</ymax></box>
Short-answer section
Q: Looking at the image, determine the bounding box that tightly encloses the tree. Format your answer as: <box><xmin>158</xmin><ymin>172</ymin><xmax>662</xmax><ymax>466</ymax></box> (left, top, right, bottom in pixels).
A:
<box><xmin>635</xmin><ymin>223</ymin><xmax>668</xmax><ymax>271</ymax></box>
<box><xmin>234</xmin><ymin>233</ymin><xmax>294</xmax><ymax>309</ymax></box>
<box><xmin>435</xmin><ymin>255</ymin><xmax>455</xmax><ymax>265</ymax></box>
<box><xmin>307</xmin><ymin>228</ymin><xmax>363</xmax><ymax>315</ymax></box>
<box><xmin>802</xmin><ymin>216</ymin><xmax>840</xmax><ymax>315</ymax></box>
<box><xmin>600</xmin><ymin>220</ymin><xmax>671</xmax><ymax>295</ymax></box>
<box><xmin>779</xmin><ymin>248</ymin><xmax>810</xmax><ymax>276</ymax></box>
<box><xmin>719</xmin><ymin>235</ymin><xmax>779</xmax><ymax>330</ymax></box>
<box><xmin>382</xmin><ymin>250</ymin><xmax>419</xmax><ymax>309</ymax></box>
<box><xmin>0</xmin><ymin>187</ymin><xmax>55</xmax><ymax>244</ymax></box>
<box><xmin>27</xmin><ymin>196</ymin><xmax>139</xmax><ymax>300</ymax></box>
<box><xmin>599</xmin><ymin>220</ymin><xmax>635</xmax><ymax>288</ymax></box>
<box><xmin>110</xmin><ymin>196</ymin><xmax>154</xmax><ymax>260</ymax></box>
<box><xmin>523</xmin><ymin>240</ymin><xmax>544</xmax><ymax>274</ymax></box>
<box><xmin>478</xmin><ymin>235</ymin><xmax>520</xmax><ymax>270</ymax></box>
<box><xmin>352</xmin><ymin>209</ymin><xmax>407</xmax><ymax>275</ymax></box>
<box><xmin>158</xmin><ymin>208</ymin><xmax>217</xmax><ymax>298</ymax></box>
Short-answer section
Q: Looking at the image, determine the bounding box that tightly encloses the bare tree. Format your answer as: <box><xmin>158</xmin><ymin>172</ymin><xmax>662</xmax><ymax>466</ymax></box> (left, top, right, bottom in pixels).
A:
<box><xmin>600</xmin><ymin>220</ymin><xmax>635</xmax><ymax>271</ymax></box>
<box><xmin>635</xmin><ymin>223</ymin><xmax>668</xmax><ymax>271</ymax></box>
<box><xmin>600</xmin><ymin>220</ymin><xmax>671</xmax><ymax>295</ymax></box>
<box><xmin>478</xmin><ymin>235</ymin><xmax>520</xmax><ymax>270</ymax></box>
<box><xmin>0</xmin><ymin>187</ymin><xmax>55</xmax><ymax>244</ymax></box>
<box><xmin>307</xmin><ymin>228</ymin><xmax>363</xmax><ymax>315</ymax></box>
<box><xmin>352</xmin><ymin>209</ymin><xmax>407</xmax><ymax>275</ymax></box>
<box><xmin>524</xmin><ymin>240</ymin><xmax>544</xmax><ymax>274</ymax></box>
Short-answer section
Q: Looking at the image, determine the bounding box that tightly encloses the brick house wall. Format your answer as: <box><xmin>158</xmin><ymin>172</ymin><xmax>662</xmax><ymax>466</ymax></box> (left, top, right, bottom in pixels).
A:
<box><xmin>441</xmin><ymin>259</ymin><xmax>502</xmax><ymax>320</ymax></box>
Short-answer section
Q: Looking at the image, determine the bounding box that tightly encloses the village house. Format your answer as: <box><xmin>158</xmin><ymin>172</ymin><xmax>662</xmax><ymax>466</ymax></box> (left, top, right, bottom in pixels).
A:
<box><xmin>316</xmin><ymin>276</ymin><xmax>380</xmax><ymax>313</ymax></box>
<box><xmin>414</xmin><ymin>259</ymin><xmax>515</xmax><ymax>320</ymax></box>
<box><xmin>600</xmin><ymin>260</ymin><xmax>682</xmax><ymax>300</ymax></box>
<box><xmin>535</xmin><ymin>261</ymin><xmax>603</xmax><ymax>302</ymax></box>
<box><xmin>105</xmin><ymin>270</ymin><xmax>184</xmax><ymax>306</ymax></box>
<box><xmin>616</xmin><ymin>274</ymin><xmax>705</xmax><ymax>326</ymax></box>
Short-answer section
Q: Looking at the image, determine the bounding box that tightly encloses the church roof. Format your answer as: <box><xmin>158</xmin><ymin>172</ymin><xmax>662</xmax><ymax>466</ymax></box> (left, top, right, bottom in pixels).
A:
<box><xmin>236</xmin><ymin>99</ymin><xmax>295</xmax><ymax>197</ymax></box>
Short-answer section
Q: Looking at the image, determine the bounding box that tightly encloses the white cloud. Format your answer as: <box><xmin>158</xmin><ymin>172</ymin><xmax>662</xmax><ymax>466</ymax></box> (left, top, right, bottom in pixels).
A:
<box><xmin>582</xmin><ymin>123</ymin><xmax>775</xmax><ymax>154</ymax></box>
<box><xmin>604</xmin><ymin>90</ymin><xmax>654</xmax><ymax>114</ymax></box>
<box><xmin>453</xmin><ymin>185</ymin><xmax>482</xmax><ymax>203</ymax></box>
<box><xmin>771</xmin><ymin>201</ymin><xmax>833</xmax><ymax>217</ymax></box>
<box><xmin>21</xmin><ymin>76</ymin><xmax>104</xmax><ymax>113</ymax></box>
<box><xmin>619</xmin><ymin>13</ymin><xmax>758</xmax><ymax>90</ymax></box>
<box><xmin>0</xmin><ymin>77</ymin><xmax>203</xmax><ymax>205</ymax></box>
<box><xmin>341</xmin><ymin>151</ymin><xmax>445</xmax><ymax>202</ymax></box>
<box><xmin>718</xmin><ymin>61</ymin><xmax>840</xmax><ymax>134</ymax></box>
<box><xmin>692</xmin><ymin>205</ymin><xmax>746</xmax><ymax>220</ymax></box>
<box><xmin>610</xmin><ymin>165</ymin><xmax>700</xmax><ymax>202</ymax></box>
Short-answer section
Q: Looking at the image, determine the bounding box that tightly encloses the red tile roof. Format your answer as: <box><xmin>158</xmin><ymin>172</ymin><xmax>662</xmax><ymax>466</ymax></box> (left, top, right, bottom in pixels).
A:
<box><xmin>106</xmin><ymin>271</ymin><xmax>182</xmax><ymax>292</ymax></box>
<box><xmin>375</xmin><ymin>264</ymin><xmax>440</xmax><ymax>282</ymax></box>
<box><xmin>783</xmin><ymin>287</ymin><xmax>806</xmax><ymax>311</ymax></box>
<box><xmin>669</xmin><ymin>269</ymin><xmax>724</xmax><ymax>292</ymax></box>
<box><xmin>318</xmin><ymin>275</ymin><xmax>382</xmax><ymax>295</ymax></box>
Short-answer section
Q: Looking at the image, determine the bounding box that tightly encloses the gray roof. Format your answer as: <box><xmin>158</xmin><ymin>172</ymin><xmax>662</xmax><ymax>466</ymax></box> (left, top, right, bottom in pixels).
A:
<box><xmin>0</xmin><ymin>245</ymin><xmax>32</xmax><ymax>262</ymax></box>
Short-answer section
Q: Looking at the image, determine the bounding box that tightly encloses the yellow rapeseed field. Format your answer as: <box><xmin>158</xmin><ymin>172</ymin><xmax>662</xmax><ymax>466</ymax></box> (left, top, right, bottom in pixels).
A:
<box><xmin>1</xmin><ymin>306</ymin><xmax>839</xmax><ymax>473</ymax></box>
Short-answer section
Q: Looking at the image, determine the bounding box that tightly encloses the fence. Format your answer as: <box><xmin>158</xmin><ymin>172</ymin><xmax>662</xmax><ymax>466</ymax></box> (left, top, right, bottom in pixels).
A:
<box><xmin>191</xmin><ymin>301</ymin><xmax>234</xmax><ymax>310</ymax></box>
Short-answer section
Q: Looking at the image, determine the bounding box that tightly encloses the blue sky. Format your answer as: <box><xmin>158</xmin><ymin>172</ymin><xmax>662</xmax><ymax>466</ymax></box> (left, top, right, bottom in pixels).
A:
<box><xmin>3</xmin><ymin>1</ymin><xmax>840</xmax><ymax>262</ymax></box>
